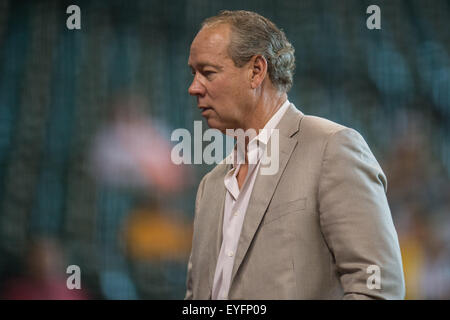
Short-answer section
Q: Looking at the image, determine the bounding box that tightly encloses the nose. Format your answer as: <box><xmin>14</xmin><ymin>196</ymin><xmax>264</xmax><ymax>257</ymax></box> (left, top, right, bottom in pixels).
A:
<box><xmin>188</xmin><ymin>75</ymin><xmax>206</xmax><ymax>97</ymax></box>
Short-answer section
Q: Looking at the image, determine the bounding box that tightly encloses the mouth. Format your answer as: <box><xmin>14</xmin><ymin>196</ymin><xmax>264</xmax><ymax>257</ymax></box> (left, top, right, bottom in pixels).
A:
<box><xmin>199</xmin><ymin>106</ymin><xmax>213</xmax><ymax>114</ymax></box>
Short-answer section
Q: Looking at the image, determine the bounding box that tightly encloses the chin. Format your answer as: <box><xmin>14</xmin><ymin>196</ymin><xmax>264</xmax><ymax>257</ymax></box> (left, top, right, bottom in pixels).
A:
<box><xmin>205</xmin><ymin>118</ymin><xmax>219</xmax><ymax>129</ymax></box>
<box><xmin>204</xmin><ymin>116</ymin><xmax>237</xmax><ymax>132</ymax></box>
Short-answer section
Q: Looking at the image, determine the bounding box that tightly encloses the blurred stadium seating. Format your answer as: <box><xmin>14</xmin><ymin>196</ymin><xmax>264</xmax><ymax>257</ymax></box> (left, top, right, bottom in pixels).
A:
<box><xmin>0</xmin><ymin>0</ymin><xmax>449</xmax><ymax>299</ymax></box>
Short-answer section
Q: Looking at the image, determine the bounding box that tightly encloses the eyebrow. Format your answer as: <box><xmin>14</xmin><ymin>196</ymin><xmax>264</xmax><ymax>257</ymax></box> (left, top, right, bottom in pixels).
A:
<box><xmin>188</xmin><ymin>62</ymin><xmax>223</xmax><ymax>71</ymax></box>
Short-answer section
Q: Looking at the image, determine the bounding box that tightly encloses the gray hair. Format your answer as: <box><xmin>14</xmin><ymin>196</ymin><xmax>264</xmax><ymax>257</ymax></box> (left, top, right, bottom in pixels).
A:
<box><xmin>202</xmin><ymin>10</ymin><xmax>296</xmax><ymax>92</ymax></box>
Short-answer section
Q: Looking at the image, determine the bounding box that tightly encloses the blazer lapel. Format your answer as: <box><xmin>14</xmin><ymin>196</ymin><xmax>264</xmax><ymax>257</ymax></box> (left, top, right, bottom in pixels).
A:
<box><xmin>230</xmin><ymin>104</ymin><xmax>304</xmax><ymax>285</ymax></box>
<box><xmin>201</xmin><ymin>163</ymin><xmax>229</xmax><ymax>298</ymax></box>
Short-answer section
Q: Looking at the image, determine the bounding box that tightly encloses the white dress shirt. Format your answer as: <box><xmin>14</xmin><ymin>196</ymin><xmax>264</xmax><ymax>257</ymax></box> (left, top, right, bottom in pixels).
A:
<box><xmin>211</xmin><ymin>99</ymin><xmax>290</xmax><ymax>300</ymax></box>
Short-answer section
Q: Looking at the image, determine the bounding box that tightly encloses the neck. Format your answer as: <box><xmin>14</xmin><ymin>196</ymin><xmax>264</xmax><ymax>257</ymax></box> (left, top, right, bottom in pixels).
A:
<box><xmin>234</xmin><ymin>91</ymin><xmax>287</xmax><ymax>162</ymax></box>
<box><xmin>242</xmin><ymin>91</ymin><xmax>287</xmax><ymax>132</ymax></box>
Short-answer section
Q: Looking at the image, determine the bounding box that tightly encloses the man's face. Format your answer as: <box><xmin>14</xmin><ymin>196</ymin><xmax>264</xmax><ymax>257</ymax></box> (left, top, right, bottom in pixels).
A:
<box><xmin>188</xmin><ymin>24</ymin><xmax>252</xmax><ymax>132</ymax></box>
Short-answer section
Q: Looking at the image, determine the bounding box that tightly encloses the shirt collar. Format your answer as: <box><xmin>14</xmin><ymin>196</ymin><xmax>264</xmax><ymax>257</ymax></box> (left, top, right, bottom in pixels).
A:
<box><xmin>223</xmin><ymin>99</ymin><xmax>291</xmax><ymax>167</ymax></box>
<box><xmin>253</xmin><ymin>98</ymin><xmax>290</xmax><ymax>146</ymax></box>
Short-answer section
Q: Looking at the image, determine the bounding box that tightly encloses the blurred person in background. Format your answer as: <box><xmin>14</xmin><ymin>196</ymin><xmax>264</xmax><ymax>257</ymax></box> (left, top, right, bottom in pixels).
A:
<box><xmin>185</xmin><ymin>10</ymin><xmax>404</xmax><ymax>300</ymax></box>
<box><xmin>1</xmin><ymin>237</ymin><xmax>88</xmax><ymax>300</ymax></box>
<box><xmin>123</xmin><ymin>197</ymin><xmax>192</xmax><ymax>262</ymax></box>
<box><xmin>90</xmin><ymin>93</ymin><xmax>188</xmax><ymax>193</ymax></box>
<box><xmin>383</xmin><ymin>113</ymin><xmax>450</xmax><ymax>299</ymax></box>
<box><xmin>121</xmin><ymin>197</ymin><xmax>193</xmax><ymax>298</ymax></box>
<box><xmin>420</xmin><ymin>216</ymin><xmax>450</xmax><ymax>300</ymax></box>
<box><xmin>89</xmin><ymin>93</ymin><xmax>192</xmax><ymax>299</ymax></box>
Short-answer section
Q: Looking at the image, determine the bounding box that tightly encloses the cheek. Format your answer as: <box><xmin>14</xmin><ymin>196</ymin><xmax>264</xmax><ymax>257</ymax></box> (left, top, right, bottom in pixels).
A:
<box><xmin>221</xmin><ymin>78</ymin><xmax>246</xmax><ymax>102</ymax></box>
<box><xmin>208</xmin><ymin>73</ymin><xmax>249</xmax><ymax>118</ymax></box>
<box><xmin>208</xmin><ymin>81</ymin><xmax>234</xmax><ymax>106</ymax></box>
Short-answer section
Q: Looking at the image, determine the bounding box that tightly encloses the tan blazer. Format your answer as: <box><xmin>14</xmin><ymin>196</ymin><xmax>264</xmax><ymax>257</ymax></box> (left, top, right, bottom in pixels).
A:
<box><xmin>185</xmin><ymin>104</ymin><xmax>405</xmax><ymax>299</ymax></box>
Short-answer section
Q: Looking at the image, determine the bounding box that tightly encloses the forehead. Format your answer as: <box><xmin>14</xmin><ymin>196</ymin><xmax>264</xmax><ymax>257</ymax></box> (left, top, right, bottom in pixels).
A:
<box><xmin>188</xmin><ymin>24</ymin><xmax>233</xmax><ymax>68</ymax></box>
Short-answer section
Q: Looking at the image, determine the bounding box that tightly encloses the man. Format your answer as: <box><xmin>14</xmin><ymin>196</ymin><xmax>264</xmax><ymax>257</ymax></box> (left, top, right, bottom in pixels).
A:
<box><xmin>185</xmin><ymin>10</ymin><xmax>405</xmax><ymax>299</ymax></box>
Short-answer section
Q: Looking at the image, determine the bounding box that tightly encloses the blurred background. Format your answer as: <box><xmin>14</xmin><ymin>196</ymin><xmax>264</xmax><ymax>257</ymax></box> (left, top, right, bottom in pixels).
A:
<box><xmin>0</xmin><ymin>0</ymin><xmax>449</xmax><ymax>299</ymax></box>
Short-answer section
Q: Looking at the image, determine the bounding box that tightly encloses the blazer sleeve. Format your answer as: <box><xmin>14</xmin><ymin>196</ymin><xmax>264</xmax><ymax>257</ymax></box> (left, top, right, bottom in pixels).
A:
<box><xmin>318</xmin><ymin>128</ymin><xmax>405</xmax><ymax>299</ymax></box>
<box><xmin>184</xmin><ymin>173</ymin><xmax>208</xmax><ymax>300</ymax></box>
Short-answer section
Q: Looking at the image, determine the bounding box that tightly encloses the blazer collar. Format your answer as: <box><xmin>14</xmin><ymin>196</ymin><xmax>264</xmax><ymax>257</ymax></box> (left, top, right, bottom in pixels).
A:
<box><xmin>204</xmin><ymin>103</ymin><xmax>304</xmax><ymax>297</ymax></box>
<box><xmin>230</xmin><ymin>103</ymin><xmax>304</xmax><ymax>287</ymax></box>
<box><xmin>201</xmin><ymin>163</ymin><xmax>228</xmax><ymax>298</ymax></box>
<box><xmin>279</xmin><ymin>103</ymin><xmax>304</xmax><ymax>138</ymax></box>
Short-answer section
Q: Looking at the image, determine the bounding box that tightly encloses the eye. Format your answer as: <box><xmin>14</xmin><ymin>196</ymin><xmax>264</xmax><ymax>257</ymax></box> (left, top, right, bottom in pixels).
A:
<box><xmin>203</xmin><ymin>70</ymin><xmax>216</xmax><ymax>79</ymax></box>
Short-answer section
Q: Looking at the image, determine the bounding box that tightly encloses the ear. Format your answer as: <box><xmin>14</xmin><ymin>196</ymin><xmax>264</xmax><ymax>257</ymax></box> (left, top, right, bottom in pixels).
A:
<box><xmin>249</xmin><ymin>55</ymin><xmax>268</xmax><ymax>89</ymax></box>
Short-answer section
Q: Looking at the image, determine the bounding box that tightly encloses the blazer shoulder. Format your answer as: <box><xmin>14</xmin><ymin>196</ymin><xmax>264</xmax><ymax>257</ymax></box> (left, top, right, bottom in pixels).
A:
<box><xmin>300</xmin><ymin>115</ymin><xmax>372</xmax><ymax>148</ymax></box>
<box><xmin>300</xmin><ymin>115</ymin><xmax>349</xmax><ymax>139</ymax></box>
<box><xmin>296</xmin><ymin>115</ymin><xmax>373</xmax><ymax>160</ymax></box>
